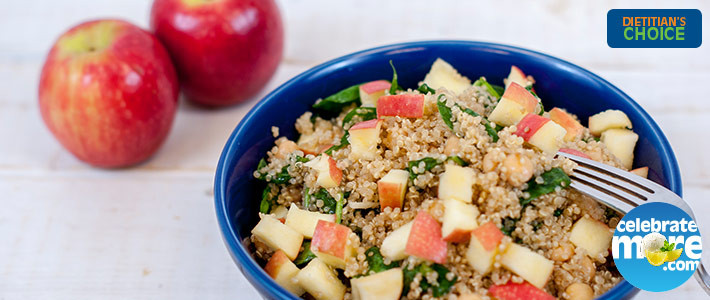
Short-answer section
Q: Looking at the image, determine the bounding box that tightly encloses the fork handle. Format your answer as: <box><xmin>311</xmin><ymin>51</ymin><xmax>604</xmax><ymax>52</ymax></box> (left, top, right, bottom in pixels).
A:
<box><xmin>695</xmin><ymin>262</ymin><xmax>710</xmax><ymax>295</ymax></box>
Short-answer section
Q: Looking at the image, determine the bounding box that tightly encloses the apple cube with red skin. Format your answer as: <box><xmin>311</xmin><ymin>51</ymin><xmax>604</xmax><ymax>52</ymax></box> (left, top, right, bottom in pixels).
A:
<box><xmin>252</xmin><ymin>214</ymin><xmax>304</xmax><ymax>260</ymax></box>
<box><xmin>348</xmin><ymin>119</ymin><xmax>382</xmax><ymax>160</ymax></box>
<box><xmin>377</xmin><ymin>169</ymin><xmax>409</xmax><ymax>210</ymax></box>
<box><xmin>423</xmin><ymin>58</ymin><xmax>472</xmax><ymax>94</ymax></box>
<box><xmin>438</xmin><ymin>164</ymin><xmax>475</xmax><ymax>203</ymax></box>
<box><xmin>558</xmin><ymin>148</ymin><xmax>592</xmax><ymax>160</ymax></box>
<box><xmin>630</xmin><ymin>166</ymin><xmax>649</xmax><ymax>178</ymax></box>
<box><xmin>488</xmin><ymin>83</ymin><xmax>538</xmax><ymax>126</ymax></box>
<box><xmin>305</xmin><ymin>155</ymin><xmax>342</xmax><ymax>188</ymax></box>
<box><xmin>569</xmin><ymin>216</ymin><xmax>613</xmax><ymax>258</ymax></box>
<box><xmin>351</xmin><ymin>268</ymin><xmax>403</xmax><ymax>300</ymax></box>
<box><xmin>311</xmin><ymin>220</ymin><xmax>357</xmax><ymax>269</ymax></box>
<box><xmin>488</xmin><ymin>282</ymin><xmax>555</xmax><ymax>300</ymax></box>
<box><xmin>466</xmin><ymin>221</ymin><xmax>503</xmax><ymax>274</ymax></box>
<box><xmin>359</xmin><ymin>80</ymin><xmax>391</xmax><ymax>107</ymax></box>
<box><xmin>549</xmin><ymin>108</ymin><xmax>584</xmax><ymax>141</ymax></box>
<box><xmin>441</xmin><ymin>199</ymin><xmax>479</xmax><ymax>243</ymax></box>
<box><xmin>505</xmin><ymin>66</ymin><xmax>533</xmax><ymax>88</ymax></box>
<box><xmin>377</xmin><ymin>94</ymin><xmax>426</xmax><ymax>119</ymax></box>
<box><xmin>264</xmin><ymin>250</ymin><xmax>305</xmax><ymax>296</ymax></box>
<box><xmin>405</xmin><ymin>211</ymin><xmax>447</xmax><ymax>264</ymax></box>
<box><xmin>295</xmin><ymin>258</ymin><xmax>346</xmax><ymax>300</ymax></box>
<box><xmin>285</xmin><ymin>203</ymin><xmax>336</xmax><ymax>238</ymax></box>
<box><xmin>588</xmin><ymin>109</ymin><xmax>633</xmax><ymax>136</ymax></box>
<box><xmin>500</xmin><ymin>243</ymin><xmax>554</xmax><ymax>289</ymax></box>
<box><xmin>381</xmin><ymin>221</ymin><xmax>413</xmax><ymax>261</ymax></box>
<box><xmin>601</xmin><ymin>128</ymin><xmax>638</xmax><ymax>169</ymax></box>
<box><xmin>515</xmin><ymin>114</ymin><xmax>567</xmax><ymax>154</ymax></box>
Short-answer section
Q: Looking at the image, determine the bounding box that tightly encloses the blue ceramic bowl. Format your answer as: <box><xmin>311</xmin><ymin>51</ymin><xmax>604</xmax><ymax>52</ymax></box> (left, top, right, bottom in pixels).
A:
<box><xmin>215</xmin><ymin>41</ymin><xmax>681</xmax><ymax>300</ymax></box>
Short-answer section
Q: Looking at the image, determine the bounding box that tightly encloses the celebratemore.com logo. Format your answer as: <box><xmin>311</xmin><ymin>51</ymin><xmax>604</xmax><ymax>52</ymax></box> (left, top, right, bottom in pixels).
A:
<box><xmin>607</xmin><ymin>9</ymin><xmax>702</xmax><ymax>48</ymax></box>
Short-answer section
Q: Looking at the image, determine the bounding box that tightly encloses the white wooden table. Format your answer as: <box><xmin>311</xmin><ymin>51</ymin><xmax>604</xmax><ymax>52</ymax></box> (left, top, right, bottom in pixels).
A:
<box><xmin>1</xmin><ymin>0</ymin><xmax>708</xmax><ymax>299</ymax></box>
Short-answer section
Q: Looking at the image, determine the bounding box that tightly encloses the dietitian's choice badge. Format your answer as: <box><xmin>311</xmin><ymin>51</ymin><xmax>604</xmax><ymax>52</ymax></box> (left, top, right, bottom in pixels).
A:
<box><xmin>613</xmin><ymin>202</ymin><xmax>702</xmax><ymax>292</ymax></box>
<box><xmin>607</xmin><ymin>9</ymin><xmax>702</xmax><ymax>48</ymax></box>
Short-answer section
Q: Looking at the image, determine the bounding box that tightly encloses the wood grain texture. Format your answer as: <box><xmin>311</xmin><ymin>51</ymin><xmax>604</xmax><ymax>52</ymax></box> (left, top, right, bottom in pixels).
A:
<box><xmin>0</xmin><ymin>0</ymin><xmax>708</xmax><ymax>299</ymax></box>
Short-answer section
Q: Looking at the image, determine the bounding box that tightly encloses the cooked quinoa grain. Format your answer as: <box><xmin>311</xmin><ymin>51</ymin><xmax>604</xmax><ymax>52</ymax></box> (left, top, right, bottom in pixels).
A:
<box><xmin>248</xmin><ymin>60</ymin><xmax>633</xmax><ymax>300</ymax></box>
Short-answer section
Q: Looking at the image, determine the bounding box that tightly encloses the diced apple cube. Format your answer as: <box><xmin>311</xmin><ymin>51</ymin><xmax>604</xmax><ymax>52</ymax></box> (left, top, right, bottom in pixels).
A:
<box><xmin>549</xmin><ymin>108</ymin><xmax>584</xmax><ymax>141</ymax></box>
<box><xmin>441</xmin><ymin>199</ymin><xmax>479</xmax><ymax>243</ymax></box>
<box><xmin>500</xmin><ymin>243</ymin><xmax>554</xmax><ymax>289</ymax></box>
<box><xmin>489</xmin><ymin>83</ymin><xmax>538</xmax><ymax>126</ymax></box>
<box><xmin>588</xmin><ymin>109</ymin><xmax>633</xmax><ymax>136</ymax></box>
<box><xmin>351</xmin><ymin>268</ymin><xmax>403</xmax><ymax>300</ymax></box>
<box><xmin>377</xmin><ymin>94</ymin><xmax>426</xmax><ymax>118</ymax></box>
<box><xmin>295</xmin><ymin>258</ymin><xmax>346</xmax><ymax>300</ymax></box>
<box><xmin>297</xmin><ymin>133</ymin><xmax>320</xmax><ymax>156</ymax></box>
<box><xmin>381</xmin><ymin>221</ymin><xmax>413</xmax><ymax>261</ymax></box>
<box><xmin>465</xmin><ymin>221</ymin><xmax>503</xmax><ymax>274</ymax></box>
<box><xmin>438</xmin><ymin>164</ymin><xmax>475</xmax><ymax>203</ymax></box>
<box><xmin>423</xmin><ymin>58</ymin><xmax>472</xmax><ymax>94</ymax></box>
<box><xmin>601</xmin><ymin>128</ymin><xmax>638</xmax><ymax>169</ymax></box>
<box><xmin>377</xmin><ymin>169</ymin><xmax>409</xmax><ymax>210</ymax></box>
<box><xmin>252</xmin><ymin>214</ymin><xmax>304</xmax><ymax>260</ymax></box>
<box><xmin>515</xmin><ymin>114</ymin><xmax>567</xmax><ymax>154</ymax></box>
<box><xmin>305</xmin><ymin>154</ymin><xmax>343</xmax><ymax>188</ymax></box>
<box><xmin>285</xmin><ymin>203</ymin><xmax>336</xmax><ymax>238</ymax></box>
<box><xmin>569</xmin><ymin>216</ymin><xmax>613</xmax><ymax>257</ymax></box>
<box><xmin>505</xmin><ymin>65</ymin><xmax>533</xmax><ymax>88</ymax></box>
<box><xmin>271</xmin><ymin>205</ymin><xmax>289</xmax><ymax>220</ymax></box>
<box><xmin>348</xmin><ymin>119</ymin><xmax>382</xmax><ymax>161</ymax></box>
<box><xmin>311</xmin><ymin>220</ymin><xmax>357</xmax><ymax>269</ymax></box>
<box><xmin>359</xmin><ymin>80</ymin><xmax>391</xmax><ymax>107</ymax></box>
<box><xmin>630</xmin><ymin>166</ymin><xmax>649</xmax><ymax>178</ymax></box>
<box><xmin>405</xmin><ymin>211</ymin><xmax>447</xmax><ymax>264</ymax></box>
<box><xmin>265</xmin><ymin>250</ymin><xmax>305</xmax><ymax>296</ymax></box>
<box><xmin>489</xmin><ymin>281</ymin><xmax>555</xmax><ymax>300</ymax></box>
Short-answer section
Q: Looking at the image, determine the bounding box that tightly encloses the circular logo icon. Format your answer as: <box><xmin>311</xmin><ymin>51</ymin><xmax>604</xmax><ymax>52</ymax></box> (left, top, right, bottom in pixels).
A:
<box><xmin>613</xmin><ymin>202</ymin><xmax>702</xmax><ymax>292</ymax></box>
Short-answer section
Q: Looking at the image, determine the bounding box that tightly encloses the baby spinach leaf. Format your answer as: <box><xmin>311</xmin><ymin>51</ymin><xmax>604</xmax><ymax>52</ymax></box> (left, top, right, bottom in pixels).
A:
<box><xmin>312</xmin><ymin>84</ymin><xmax>361</xmax><ymax>112</ymax></box>
<box><xmin>437</xmin><ymin>95</ymin><xmax>455</xmax><ymax>130</ymax></box>
<box><xmin>364</xmin><ymin>247</ymin><xmax>400</xmax><ymax>274</ymax></box>
<box><xmin>447</xmin><ymin>156</ymin><xmax>469</xmax><ymax>166</ymax></box>
<box><xmin>335</xmin><ymin>192</ymin><xmax>344</xmax><ymax>224</ymax></box>
<box><xmin>407</xmin><ymin>157</ymin><xmax>441</xmax><ymax>181</ymax></box>
<box><xmin>259</xmin><ymin>185</ymin><xmax>272</xmax><ymax>214</ymax></box>
<box><xmin>520</xmin><ymin>168</ymin><xmax>571</xmax><ymax>207</ymax></box>
<box><xmin>402</xmin><ymin>263</ymin><xmax>456</xmax><ymax>297</ymax></box>
<box><xmin>313</xmin><ymin>188</ymin><xmax>338</xmax><ymax>214</ymax></box>
<box><xmin>417</xmin><ymin>83</ymin><xmax>436</xmax><ymax>94</ymax></box>
<box><xmin>389</xmin><ymin>60</ymin><xmax>403</xmax><ymax>95</ymax></box>
<box><xmin>342</xmin><ymin>107</ymin><xmax>377</xmax><ymax>129</ymax></box>
<box><xmin>270</xmin><ymin>165</ymin><xmax>292</xmax><ymax>184</ymax></box>
<box><xmin>492</xmin><ymin>84</ymin><xmax>505</xmax><ymax>96</ymax></box>
<box><xmin>323</xmin><ymin>131</ymin><xmax>351</xmax><ymax>155</ymax></box>
<box><xmin>473</xmin><ymin>77</ymin><xmax>501</xmax><ymax>99</ymax></box>
<box><xmin>293</xmin><ymin>241</ymin><xmax>317</xmax><ymax>266</ymax></box>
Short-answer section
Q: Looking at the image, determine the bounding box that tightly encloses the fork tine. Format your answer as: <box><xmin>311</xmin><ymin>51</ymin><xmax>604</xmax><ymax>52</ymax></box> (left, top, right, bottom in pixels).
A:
<box><xmin>572</xmin><ymin>165</ymin><xmax>652</xmax><ymax>201</ymax></box>
<box><xmin>568</xmin><ymin>180</ymin><xmax>637</xmax><ymax>213</ymax></box>
<box><xmin>558</xmin><ymin>152</ymin><xmax>657</xmax><ymax>193</ymax></box>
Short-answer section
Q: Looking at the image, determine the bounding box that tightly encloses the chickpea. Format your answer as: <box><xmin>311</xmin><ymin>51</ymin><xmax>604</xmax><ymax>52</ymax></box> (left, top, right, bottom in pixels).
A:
<box><xmin>580</xmin><ymin>256</ymin><xmax>596</xmax><ymax>281</ymax></box>
<box><xmin>276</xmin><ymin>140</ymin><xmax>298</xmax><ymax>158</ymax></box>
<box><xmin>482</xmin><ymin>152</ymin><xmax>499</xmax><ymax>172</ymax></box>
<box><xmin>551</xmin><ymin>243</ymin><xmax>575</xmax><ymax>261</ymax></box>
<box><xmin>503</xmin><ymin>154</ymin><xmax>534</xmax><ymax>185</ymax></box>
<box><xmin>444</xmin><ymin>136</ymin><xmax>461</xmax><ymax>155</ymax></box>
<box><xmin>566</xmin><ymin>282</ymin><xmax>594</xmax><ymax>300</ymax></box>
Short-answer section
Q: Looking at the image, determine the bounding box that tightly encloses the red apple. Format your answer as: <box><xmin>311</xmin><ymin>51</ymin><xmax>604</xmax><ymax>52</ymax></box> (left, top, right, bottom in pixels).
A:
<box><xmin>405</xmin><ymin>211</ymin><xmax>447</xmax><ymax>264</ymax></box>
<box><xmin>514</xmin><ymin>114</ymin><xmax>550</xmax><ymax>141</ymax></box>
<box><xmin>558</xmin><ymin>148</ymin><xmax>591</xmax><ymax>160</ymax></box>
<box><xmin>549</xmin><ymin>108</ymin><xmax>583</xmax><ymax>141</ymax></box>
<box><xmin>515</xmin><ymin>114</ymin><xmax>567</xmax><ymax>154</ymax></box>
<box><xmin>359</xmin><ymin>80</ymin><xmax>391</xmax><ymax>107</ymax></box>
<box><xmin>150</xmin><ymin>0</ymin><xmax>284</xmax><ymax>106</ymax></box>
<box><xmin>311</xmin><ymin>220</ymin><xmax>355</xmax><ymax>269</ymax></box>
<box><xmin>377</xmin><ymin>94</ymin><xmax>426</xmax><ymax>118</ymax></box>
<box><xmin>488</xmin><ymin>282</ymin><xmax>555</xmax><ymax>300</ymax></box>
<box><xmin>377</xmin><ymin>169</ymin><xmax>409</xmax><ymax>210</ymax></box>
<box><xmin>39</xmin><ymin>19</ymin><xmax>179</xmax><ymax>168</ymax></box>
<box><xmin>472</xmin><ymin>221</ymin><xmax>504</xmax><ymax>251</ymax></box>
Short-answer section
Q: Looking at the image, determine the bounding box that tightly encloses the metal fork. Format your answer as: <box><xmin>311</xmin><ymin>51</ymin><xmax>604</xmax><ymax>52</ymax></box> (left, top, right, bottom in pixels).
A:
<box><xmin>557</xmin><ymin>151</ymin><xmax>710</xmax><ymax>295</ymax></box>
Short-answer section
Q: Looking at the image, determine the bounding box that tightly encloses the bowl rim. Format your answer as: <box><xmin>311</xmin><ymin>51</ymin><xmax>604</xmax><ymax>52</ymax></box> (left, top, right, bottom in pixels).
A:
<box><xmin>215</xmin><ymin>40</ymin><xmax>682</xmax><ymax>299</ymax></box>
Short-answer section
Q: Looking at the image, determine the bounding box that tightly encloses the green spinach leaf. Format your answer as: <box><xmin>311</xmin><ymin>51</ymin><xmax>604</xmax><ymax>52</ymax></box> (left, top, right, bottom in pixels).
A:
<box><xmin>342</xmin><ymin>107</ymin><xmax>377</xmax><ymax>129</ymax></box>
<box><xmin>447</xmin><ymin>156</ymin><xmax>469</xmax><ymax>166</ymax></box>
<box><xmin>417</xmin><ymin>83</ymin><xmax>436</xmax><ymax>94</ymax></box>
<box><xmin>323</xmin><ymin>131</ymin><xmax>351</xmax><ymax>155</ymax></box>
<box><xmin>312</xmin><ymin>84</ymin><xmax>361</xmax><ymax>112</ymax></box>
<box><xmin>520</xmin><ymin>168</ymin><xmax>571</xmax><ymax>207</ymax></box>
<box><xmin>313</xmin><ymin>188</ymin><xmax>338</xmax><ymax>214</ymax></box>
<box><xmin>407</xmin><ymin>157</ymin><xmax>441</xmax><ymax>181</ymax></box>
<box><xmin>293</xmin><ymin>241</ymin><xmax>317</xmax><ymax>266</ymax></box>
<box><xmin>335</xmin><ymin>192</ymin><xmax>344</xmax><ymax>224</ymax></box>
<box><xmin>389</xmin><ymin>60</ymin><xmax>403</xmax><ymax>95</ymax></box>
<box><xmin>473</xmin><ymin>77</ymin><xmax>501</xmax><ymax>99</ymax></box>
<box><xmin>402</xmin><ymin>263</ymin><xmax>456</xmax><ymax>297</ymax></box>
<box><xmin>437</xmin><ymin>95</ymin><xmax>455</xmax><ymax>130</ymax></box>
<box><xmin>364</xmin><ymin>247</ymin><xmax>400</xmax><ymax>274</ymax></box>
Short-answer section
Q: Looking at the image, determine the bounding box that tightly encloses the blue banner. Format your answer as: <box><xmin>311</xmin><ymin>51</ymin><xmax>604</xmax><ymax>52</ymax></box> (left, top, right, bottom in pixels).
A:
<box><xmin>607</xmin><ymin>9</ymin><xmax>702</xmax><ymax>48</ymax></box>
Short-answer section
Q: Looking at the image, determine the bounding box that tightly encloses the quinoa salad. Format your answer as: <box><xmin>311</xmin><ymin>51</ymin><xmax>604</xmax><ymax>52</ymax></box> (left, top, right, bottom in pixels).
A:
<box><xmin>248</xmin><ymin>59</ymin><xmax>646</xmax><ymax>300</ymax></box>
